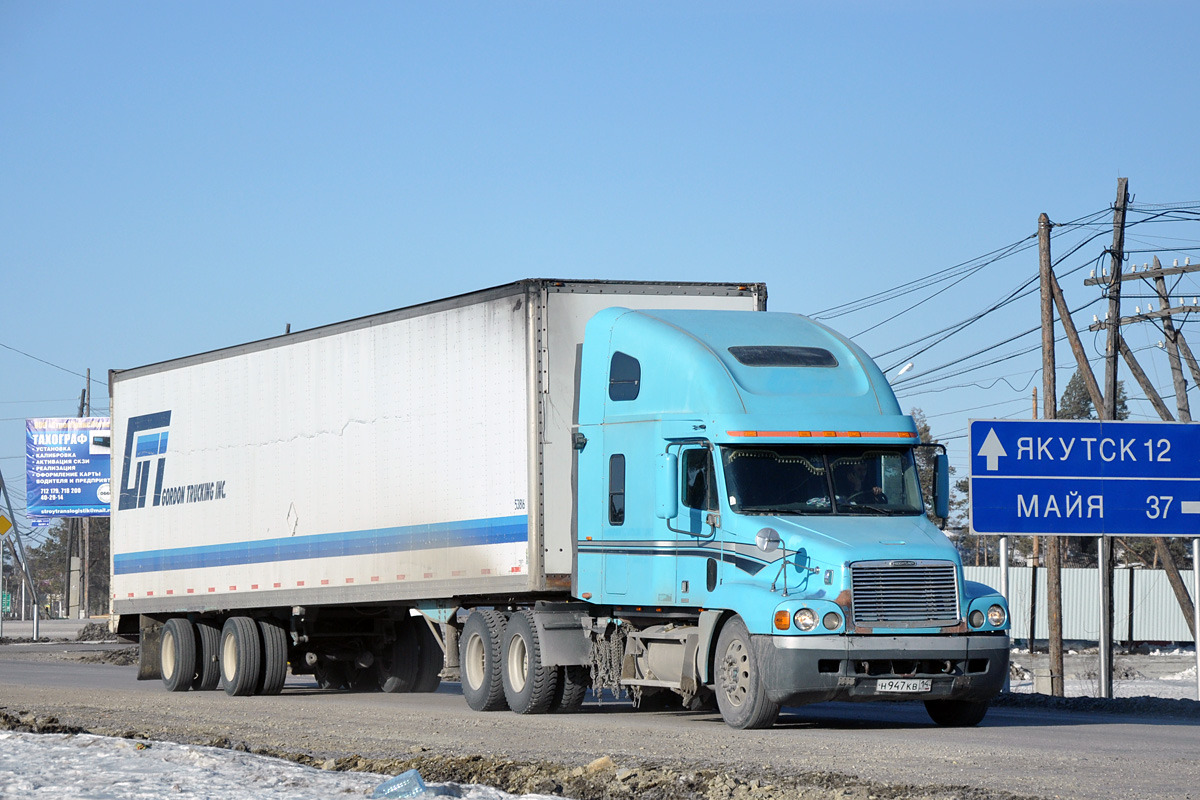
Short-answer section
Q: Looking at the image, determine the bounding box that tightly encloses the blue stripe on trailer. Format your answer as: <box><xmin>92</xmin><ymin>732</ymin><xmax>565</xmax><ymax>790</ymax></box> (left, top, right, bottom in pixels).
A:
<box><xmin>112</xmin><ymin>515</ymin><xmax>528</xmax><ymax>575</ymax></box>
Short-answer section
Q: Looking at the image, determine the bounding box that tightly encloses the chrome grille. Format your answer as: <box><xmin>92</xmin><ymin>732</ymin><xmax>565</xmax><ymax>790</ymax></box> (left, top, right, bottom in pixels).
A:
<box><xmin>850</xmin><ymin>560</ymin><xmax>960</xmax><ymax>627</ymax></box>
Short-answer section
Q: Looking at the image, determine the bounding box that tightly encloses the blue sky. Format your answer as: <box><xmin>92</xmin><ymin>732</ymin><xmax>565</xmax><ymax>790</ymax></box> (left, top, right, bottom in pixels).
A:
<box><xmin>3</xmin><ymin>2</ymin><xmax>1200</xmax><ymax>538</ymax></box>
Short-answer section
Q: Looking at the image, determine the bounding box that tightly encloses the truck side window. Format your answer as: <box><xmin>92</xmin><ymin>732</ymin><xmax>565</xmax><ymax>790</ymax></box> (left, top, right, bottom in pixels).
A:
<box><xmin>609</xmin><ymin>352</ymin><xmax>641</xmax><ymax>401</ymax></box>
<box><xmin>609</xmin><ymin>454</ymin><xmax>626</xmax><ymax>525</ymax></box>
<box><xmin>682</xmin><ymin>449</ymin><xmax>717</xmax><ymax>511</ymax></box>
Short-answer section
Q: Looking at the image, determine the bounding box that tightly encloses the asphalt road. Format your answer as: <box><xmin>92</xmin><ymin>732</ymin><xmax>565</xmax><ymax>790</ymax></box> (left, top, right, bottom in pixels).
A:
<box><xmin>1</xmin><ymin>645</ymin><xmax>1197</xmax><ymax>800</ymax></box>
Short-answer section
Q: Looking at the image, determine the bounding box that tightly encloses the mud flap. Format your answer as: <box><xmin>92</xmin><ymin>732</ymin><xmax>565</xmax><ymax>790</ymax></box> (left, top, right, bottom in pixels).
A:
<box><xmin>137</xmin><ymin>615</ymin><xmax>163</xmax><ymax>681</ymax></box>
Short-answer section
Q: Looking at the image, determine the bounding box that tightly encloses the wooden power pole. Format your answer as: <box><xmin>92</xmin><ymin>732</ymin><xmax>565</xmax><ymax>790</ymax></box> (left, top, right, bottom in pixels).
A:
<box><xmin>1038</xmin><ymin>212</ymin><xmax>1065</xmax><ymax>696</ymax></box>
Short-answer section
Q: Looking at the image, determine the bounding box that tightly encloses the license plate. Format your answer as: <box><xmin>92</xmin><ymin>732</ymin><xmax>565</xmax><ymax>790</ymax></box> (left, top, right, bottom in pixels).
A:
<box><xmin>875</xmin><ymin>678</ymin><xmax>932</xmax><ymax>694</ymax></box>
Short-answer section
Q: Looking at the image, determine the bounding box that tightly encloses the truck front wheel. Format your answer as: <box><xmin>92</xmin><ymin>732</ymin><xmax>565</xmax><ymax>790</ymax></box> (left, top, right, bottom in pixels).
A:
<box><xmin>160</xmin><ymin>618</ymin><xmax>196</xmax><ymax>692</ymax></box>
<box><xmin>460</xmin><ymin>610</ymin><xmax>508</xmax><ymax>711</ymax></box>
<box><xmin>713</xmin><ymin>616</ymin><xmax>780</xmax><ymax>729</ymax></box>
<box><xmin>220</xmin><ymin>616</ymin><xmax>262</xmax><ymax>696</ymax></box>
<box><xmin>501</xmin><ymin>610</ymin><xmax>558</xmax><ymax>714</ymax></box>
<box><xmin>924</xmin><ymin>699</ymin><xmax>989</xmax><ymax>727</ymax></box>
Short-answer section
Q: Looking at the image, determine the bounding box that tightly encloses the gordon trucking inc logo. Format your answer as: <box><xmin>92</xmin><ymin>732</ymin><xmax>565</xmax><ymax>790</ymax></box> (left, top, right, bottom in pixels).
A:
<box><xmin>118</xmin><ymin>410</ymin><xmax>227</xmax><ymax>511</ymax></box>
<box><xmin>118</xmin><ymin>411</ymin><xmax>172</xmax><ymax>510</ymax></box>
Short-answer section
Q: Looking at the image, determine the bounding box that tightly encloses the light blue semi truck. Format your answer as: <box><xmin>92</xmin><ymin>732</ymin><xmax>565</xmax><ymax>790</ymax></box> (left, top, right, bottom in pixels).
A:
<box><xmin>110</xmin><ymin>279</ymin><xmax>1008</xmax><ymax>729</ymax></box>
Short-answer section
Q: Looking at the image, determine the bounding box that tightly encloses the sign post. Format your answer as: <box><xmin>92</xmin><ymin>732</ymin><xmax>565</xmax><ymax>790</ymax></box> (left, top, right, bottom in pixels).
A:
<box><xmin>970</xmin><ymin>419</ymin><xmax>1200</xmax><ymax>699</ymax></box>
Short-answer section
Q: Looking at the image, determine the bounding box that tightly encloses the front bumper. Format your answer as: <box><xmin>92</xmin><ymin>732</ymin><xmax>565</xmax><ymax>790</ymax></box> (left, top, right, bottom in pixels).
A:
<box><xmin>753</xmin><ymin>633</ymin><xmax>1009</xmax><ymax>707</ymax></box>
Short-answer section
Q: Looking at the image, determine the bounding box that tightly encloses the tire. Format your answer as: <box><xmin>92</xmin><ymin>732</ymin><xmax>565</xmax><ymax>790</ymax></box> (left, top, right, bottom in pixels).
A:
<box><xmin>925</xmin><ymin>699</ymin><xmax>990</xmax><ymax>727</ymax></box>
<box><xmin>257</xmin><ymin>619</ymin><xmax>288</xmax><ymax>696</ymax></box>
<box><xmin>460</xmin><ymin>610</ymin><xmax>508</xmax><ymax>711</ymax></box>
<box><xmin>377</xmin><ymin>616</ymin><xmax>421</xmax><ymax>693</ymax></box>
<box><xmin>713</xmin><ymin>615</ymin><xmax>779</xmax><ymax>729</ymax></box>
<box><xmin>160</xmin><ymin>618</ymin><xmax>196</xmax><ymax>693</ymax></box>
<box><xmin>412</xmin><ymin>616</ymin><xmax>444</xmax><ymax>693</ymax></box>
<box><xmin>193</xmin><ymin>620</ymin><xmax>222</xmax><ymax>691</ymax></box>
<box><xmin>550</xmin><ymin>665</ymin><xmax>590</xmax><ymax>713</ymax></box>
<box><xmin>501</xmin><ymin>610</ymin><xmax>558</xmax><ymax>715</ymax></box>
<box><xmin>314</xmin><ymin>661</ymin><xmax>349</xmax><ymax>691</ymax></box>
<box><xmin>220</xmin><ymin>616</ymin><xmax>262</xmax><ymax>697</ymax></box>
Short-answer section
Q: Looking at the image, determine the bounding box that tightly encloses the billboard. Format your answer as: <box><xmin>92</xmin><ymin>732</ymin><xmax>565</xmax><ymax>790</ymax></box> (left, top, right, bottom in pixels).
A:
<box><xmin>26</xmin><ymin>417</ymin><xmax>112</xmax><ymax>517</ymax></box>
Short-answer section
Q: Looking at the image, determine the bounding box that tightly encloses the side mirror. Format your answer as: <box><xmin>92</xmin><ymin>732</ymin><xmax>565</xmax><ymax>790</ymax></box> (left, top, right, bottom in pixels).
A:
<box><xmin>656</xmin><ymin>452</ymin><xmax>678</xmax><ymax>519</ymax></box>
<box><xmin>934</xmin><ymin>452</ymin><xmax>950</xmax><ymax>523</ymax></box>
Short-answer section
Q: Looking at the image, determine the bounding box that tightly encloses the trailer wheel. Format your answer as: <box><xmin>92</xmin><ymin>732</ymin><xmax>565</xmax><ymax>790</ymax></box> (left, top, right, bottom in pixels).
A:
<box><xmin>221</xmin><ymin>616</ymin><xmax>262</xmax><ymax>696</ymax></box>
<box><xmin>257</xmin><ymin>619</ymin><xmax>289</xmax><ymax>696</ymax></box>
<box><xmin>377</xmin><ymin>616</ymin><xmax>420</xmax><ymax>693</ymax></box>
<box><xmin>550</xmin><ymin>665</ymin><xmax>590</xmax><ymax>713</ymax></box>
<box><xmin>924</xmin><ymin>699</ymin><xmax>989</xmax><ymax>727</ymax></box>
<box><xmin>412</xmin><ymin>616</ymin><xmax>444</xmax><ymax>693</ymax></box>
<box><xmin>314</xmin><ymin>661</ymin><xmax>349</xmax><ymax>691</ymax></box>
<box><xmin>501</xmin><ymin>610</ymin><xmax>558</xmax><ymax>714</ymax></box>
<box><xmin>193</xmin><ymin>620</ymin><xmax>222</xmax><ymax>691</ymax></box>
<box><xmin>160</xmin><ymin>618</ymin><xmax>196</xmax><ymax>693</ymax></box>
<box><xmin>713</xmin><ymin>615</ymin><xmax>779</xmax><ymax>729</ymax></box>
<box><xmin>460</xmin><ymin>610</ymin><xmax>508</xmax><ymax>711</ymax></box>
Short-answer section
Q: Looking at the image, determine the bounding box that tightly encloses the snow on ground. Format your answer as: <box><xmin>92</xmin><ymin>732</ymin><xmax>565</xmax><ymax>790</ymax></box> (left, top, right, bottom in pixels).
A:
<box><xmin>0</xmin><ymin>731</ymin><xmax>560</xmax><ymax>800</ymax></box>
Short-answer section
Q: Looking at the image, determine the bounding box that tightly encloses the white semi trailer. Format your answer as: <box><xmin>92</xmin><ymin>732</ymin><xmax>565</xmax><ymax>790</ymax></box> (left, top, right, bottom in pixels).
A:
<box><xmin>110</xmin><ymin>278</ymin><xmax>1008</xmax><ymax>729</ymax></box>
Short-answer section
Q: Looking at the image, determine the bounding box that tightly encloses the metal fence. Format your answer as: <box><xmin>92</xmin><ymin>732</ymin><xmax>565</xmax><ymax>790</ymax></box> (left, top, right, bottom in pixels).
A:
<box><xmin>964</xmin><ymin>566</ymin><xmax>1196</xmax><ymax>643</ymax></box>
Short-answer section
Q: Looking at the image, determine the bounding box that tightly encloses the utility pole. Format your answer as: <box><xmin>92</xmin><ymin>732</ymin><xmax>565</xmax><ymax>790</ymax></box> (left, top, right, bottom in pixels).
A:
<box><xmin>1087</xmin><ymin>256</ymin><xmax>1200</xmax><ymax>640</ymax></box>
<box><xmin>82</xmin><ymin>369</ymin><xmax>90</xmax><ymax>619</ymax></box>
<box><xmin>1029</xmin><ymin>387</ymin><xmax>1039</xmax><ymax>657</ymax></box>
<box><xmin>1096</xmin><ymin>177</ymin><xmax>1129</xmax><ymax>699</ymax></box>
<box><xmin>0</xmin><ymin>467</ymin><xmax>40</xmax><ymax>640</ymax></box>
<box><xmin>1038</xmin><ymin>211</ymin><xmax>1065</xmax><ymax>696</ymax></box>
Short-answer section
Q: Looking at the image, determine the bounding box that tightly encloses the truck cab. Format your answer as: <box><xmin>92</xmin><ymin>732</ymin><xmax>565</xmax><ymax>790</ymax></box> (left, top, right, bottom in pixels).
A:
<box><xmin>575</xmin><ymin>307</ymin><xmax>1009</xmax><ymax>728</ymax></box>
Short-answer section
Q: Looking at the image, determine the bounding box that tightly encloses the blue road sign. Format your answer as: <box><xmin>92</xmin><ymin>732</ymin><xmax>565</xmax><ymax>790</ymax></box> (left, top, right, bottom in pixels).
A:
<box><xmin>969</xmin><ymin>419</ymin><xmax>1200</xmax><ymax>536</ymax></box>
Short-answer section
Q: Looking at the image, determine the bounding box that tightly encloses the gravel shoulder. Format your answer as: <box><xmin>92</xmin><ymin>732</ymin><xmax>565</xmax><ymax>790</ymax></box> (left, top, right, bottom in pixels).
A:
<box><xmin>1</xmin><ymin>637</ymin><xmax>1198</xmax><ymax>800</ymax></box>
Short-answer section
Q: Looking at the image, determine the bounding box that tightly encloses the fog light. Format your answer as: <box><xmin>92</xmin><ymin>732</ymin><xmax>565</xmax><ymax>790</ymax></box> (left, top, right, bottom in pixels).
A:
<box><xmin>774</xmin><ymin>610</ymin><xmax>791</xmax><ymax>630</ymax></box>
<box><xmin>794</xmin><ymin>608</ymin><xmax>818</xmax><ymax>631</ymax></box>
<box><xmin>822</xmin><ymin>612</ymin><xmax>842</xmax><ymax>630</ymax></box>
<box><xmin>987</xmin><ymin>604</ymin><xmax>1007</xmax><ymax>627</ymax></box>
<box><xmin>969</xmin><ymin>610</ymin><xmax>985</xmax><ymax>628</ymax></box>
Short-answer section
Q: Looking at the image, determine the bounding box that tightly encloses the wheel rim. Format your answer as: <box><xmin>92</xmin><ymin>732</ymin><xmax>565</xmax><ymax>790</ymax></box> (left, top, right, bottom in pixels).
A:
<box><xmin>464</xmin><ymin>632</ymin><xmax>486</xmax><ymax>690</ymax></box>
<box><xmin>719</xmin><ymin>637</ymin><xmax>750</xmax><ymax>708</ymax></box>
<box><xmin>507</xmin><ymin>633</ymin><xmax>528</xmax><ymax>693</ymax></box>
<box><xmin>161</xmin><ymin>628</ymin><xmax>176</xmax><ymax>680</ymax></box>
<box><xmin>222</xmin><ymin>632</ymin><xmax>238</xmax><ymax>680</ymax></box>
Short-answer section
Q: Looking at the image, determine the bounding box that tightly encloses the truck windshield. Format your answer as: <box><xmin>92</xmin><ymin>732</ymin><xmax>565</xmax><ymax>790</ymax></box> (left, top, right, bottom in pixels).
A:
<box><xmin>721</xmin><ymin>445</ymin><xmax>924</xmax><ymax>516</ymax></box>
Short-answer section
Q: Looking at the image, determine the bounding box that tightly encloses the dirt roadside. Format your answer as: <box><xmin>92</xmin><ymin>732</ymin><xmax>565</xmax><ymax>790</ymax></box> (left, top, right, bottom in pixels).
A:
<box><xmin>2</xmin><ymin>635</ymin><xmax>1195</xmax><ymax>800</ymax></box>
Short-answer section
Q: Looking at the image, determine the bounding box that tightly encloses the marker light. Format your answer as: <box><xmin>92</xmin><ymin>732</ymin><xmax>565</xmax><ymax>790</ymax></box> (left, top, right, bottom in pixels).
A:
<box><xmin>774</xmin><ymin>610</ymin><xmax>792</xmax><ymax>630</ymax></box>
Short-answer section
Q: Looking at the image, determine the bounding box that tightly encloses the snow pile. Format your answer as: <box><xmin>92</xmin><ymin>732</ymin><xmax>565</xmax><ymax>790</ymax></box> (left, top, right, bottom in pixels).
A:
<box><xmin>0</xmin><ymin>732</ymin><xmax>566</xmax><ymax>800</ymax></box>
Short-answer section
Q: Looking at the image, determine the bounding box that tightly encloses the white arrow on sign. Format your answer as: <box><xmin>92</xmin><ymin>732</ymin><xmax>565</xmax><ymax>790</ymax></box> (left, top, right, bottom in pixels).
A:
<box><xmin>977</xmin><ymin>428</ymin><xmax>1008</xmax><ymax>471</ymax></box>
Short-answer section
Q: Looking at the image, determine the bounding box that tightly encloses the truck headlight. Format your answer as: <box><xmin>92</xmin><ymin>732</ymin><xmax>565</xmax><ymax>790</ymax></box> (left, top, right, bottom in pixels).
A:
<box><xmin>793</xmin><ymin>608</ymin><xmax>818</xmax><ymax>631</ymax></box>
<box><xmin>987</xmin><ymin>604</ymin><xmax>1007</xmax><ymax>627</ymax></box>
<box><xmin>969</xmin><ymin>610</ymin><xmax>985</xmax><ymax>628</ymax></box>
<box><xmin>822</xmin><ymin>612</ymin><xmax>842</xmax><ymax>630</ymax></box>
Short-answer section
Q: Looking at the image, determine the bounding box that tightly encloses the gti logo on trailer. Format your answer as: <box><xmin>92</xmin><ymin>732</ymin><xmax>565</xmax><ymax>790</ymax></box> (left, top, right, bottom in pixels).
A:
<box><xmin>118</xmin><ymin>411</ymin><xmax>171</xmax><ymax>511</ymax></box>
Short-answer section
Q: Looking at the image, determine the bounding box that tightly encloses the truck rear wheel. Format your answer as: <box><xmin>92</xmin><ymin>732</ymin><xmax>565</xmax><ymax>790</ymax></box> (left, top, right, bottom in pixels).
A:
<box><xmin>193</xmin><ymin>620</ymin><xmax>221</xmax><ymax>691</ymax></box>
<box><xmin>713</xmin><ymin>615</ymin><xmax>779</xmax><ymax>729</ymax></box>
<box><xmin>412</xmin><ymin>616</ymin><xmax>444</xmax><ymax>693</ymax></box>
<box><xmin>550</xmin><ymin>665</ymin><xmax>589</xmax><ymax>713</ymax></box>
<box><xmin>501</xmin><ymin>610</ymin><xmax>558</xmax><ymax>714</ymax></box>
<box><xmin>924</xmin><ymin>699</ymin><xmax>989</xmax><ymax>727</ymax></box>
<box><xmin>460</xmin><ymin>610</ymin><xmax>507</xmax><ymax>711</ymax></box>
<box><xmin>160</xmin><ymin>618</ymin><xmax>196</xmax><ymax>692</ymax></box>
<box><xmin>257</xmin><ymin>619</ymin><xmax>288</xmax><ymax>696</ymax></box>
<box><xmin>221</xmin><ymin>616</ymin><xmax>262</xmax><ymax>696</ymax></box>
